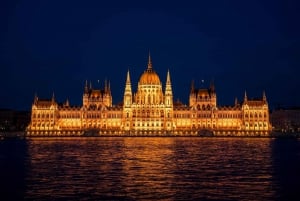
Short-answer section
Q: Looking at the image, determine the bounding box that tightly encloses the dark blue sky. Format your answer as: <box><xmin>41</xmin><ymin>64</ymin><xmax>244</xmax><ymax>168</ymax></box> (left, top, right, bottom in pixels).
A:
<box><xmin>1</xmin><ymin>0</ymin><xmax>299</xmax><ymax>110</ymax></box>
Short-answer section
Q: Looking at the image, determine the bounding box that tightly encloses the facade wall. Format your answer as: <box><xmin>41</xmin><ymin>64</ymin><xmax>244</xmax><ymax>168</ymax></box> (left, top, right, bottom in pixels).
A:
<box><xmin>26</xmin><ymin>57</ymin><xmax>271</xmax><ymax>136</ymax></box>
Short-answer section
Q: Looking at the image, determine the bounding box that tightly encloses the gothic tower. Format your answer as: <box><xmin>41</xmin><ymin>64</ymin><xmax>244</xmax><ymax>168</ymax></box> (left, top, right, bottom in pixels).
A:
<box><xmin>165</xmin><ymin>69</ymin><xmax>173</xmax><ymax>107</ymax></box>
<box><xmin>123</xmin><ymin>70</ymin><xmax>132</xmax><ymax>107</ymax></box>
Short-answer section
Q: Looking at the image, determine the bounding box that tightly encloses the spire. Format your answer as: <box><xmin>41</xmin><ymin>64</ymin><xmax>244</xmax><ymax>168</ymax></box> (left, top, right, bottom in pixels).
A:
<box><xmin>34</xmin><ymin>93</ymin><xmax>38</xmax><ymax>104</ymax></box>
<box><xmin>164</xmin><ymin>69</ymin><xmax>173</xmax><ymax>106</ymax></box>
<box><xmin>263</xmin><ymin>90</ymin><xmax>267</xmax><ymax>102</ymax></box>
<box><xmin>108</xmin><ymin>80</ymin><xmax>111</xmax><ymax>95</ymax></box>
<box><xmin>51</xmin><ymin>92</ymin><xmax>55</xmax><ymax>103</ymax></box>
<box><xmin>166</xmin><ymin>69</ymin><xmax>171</xmax><ymax>84</ymax></box>
<box><xmin>147</xmin><ymin>51</ymin><xmax>153</xmax><ymax>71</ymax></box>
<box><xmin>124</xmin><ymin>70</ymin><xmax>132</xmax><ymax>95</ymax></box>
<box><xmin>104</xmin><ymin>79</ymin><xmax>108</xmax><ymax>92</ymax></box>
<box><xmin>244</xmin><ymin>91</ymin><xmax>248</xmax><ymax>102</ymax></box>
<box><xmin>124</xmin><ymin>69</ymin><xmax>132</xmax><ymax>106</ymax></box>
<box><xmin>65</xmin><ymin>99</ymin><xmax>70</xmax><ymax>107</ymax></box>
<box><xmin>190</xmin><ymin>80</ymin><xmax>195</xmax><ymax>93</ymax></box>
<box><xmin>235</xmin><ymin>97</ymin><xmax>238</xmax><ymax>106</ymax></box>
<box><xmin>89</xmin><ymin>81</ymin><xmax>92</xmax><ymax>90</ymax></box>
<box><xmin>84</xmin><ymin>80</ymin><xmax>88</xmax><ymax>93</ymax></box>
<box><xmin>105</xmin><ymin>80</ymin><xmax>111</xmax><ymax>95</ymax></box>
<box><xmin>126</xmin><ymin>69</ymin><xmax>131</xmax><ymax>85</ymax></box>
<box><xmin>165</xmin><ymin>69</ymin><xmax>173</xmax><ymax>96</ymax></box>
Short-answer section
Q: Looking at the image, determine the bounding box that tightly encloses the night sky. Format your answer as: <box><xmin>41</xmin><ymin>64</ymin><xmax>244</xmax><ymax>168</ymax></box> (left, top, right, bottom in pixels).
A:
<box><xmin>1</xmin><ymin>0</ymin><xmax>299</xmax><ymax>110</ymax></box>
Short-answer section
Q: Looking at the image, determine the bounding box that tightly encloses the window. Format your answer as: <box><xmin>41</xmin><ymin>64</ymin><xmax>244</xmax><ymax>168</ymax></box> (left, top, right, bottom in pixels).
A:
<box><xmin>160</xmin><ymin>110</ymin><xmax>164</xmax><ymax>117</ymax></box>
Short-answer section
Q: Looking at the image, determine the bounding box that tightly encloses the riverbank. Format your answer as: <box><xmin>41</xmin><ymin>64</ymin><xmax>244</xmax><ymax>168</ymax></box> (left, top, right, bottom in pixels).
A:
<box><xmin>1</xmin><ymin>131</ymin><xmax>300</xmax><ymax>139</ymax></box>
<box><xmin>0</xmin><ymin>131</ymin><xmax>25</xmax><ymax>140</ymax></box>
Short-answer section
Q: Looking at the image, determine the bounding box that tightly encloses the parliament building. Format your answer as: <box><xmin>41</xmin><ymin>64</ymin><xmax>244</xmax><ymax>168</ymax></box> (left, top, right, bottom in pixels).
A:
<box><xmin>26</xmin><ymin>54</ymin><xmax>272</xmax><ymax>137</ymax></box>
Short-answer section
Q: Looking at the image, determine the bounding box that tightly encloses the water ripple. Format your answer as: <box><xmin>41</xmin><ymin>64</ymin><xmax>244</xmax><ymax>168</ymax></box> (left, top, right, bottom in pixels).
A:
<box><xmin>16</xmin><ymin>137</ymin><xmax>297</xmax><ymax>200</ymax></box>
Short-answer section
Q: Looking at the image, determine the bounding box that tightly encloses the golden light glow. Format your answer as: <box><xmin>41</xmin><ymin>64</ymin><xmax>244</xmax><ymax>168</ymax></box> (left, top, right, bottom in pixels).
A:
<box><xmin>26</xmin><ymin>56</ymin><xmax>271</xmax><ymax>137</ymax></box>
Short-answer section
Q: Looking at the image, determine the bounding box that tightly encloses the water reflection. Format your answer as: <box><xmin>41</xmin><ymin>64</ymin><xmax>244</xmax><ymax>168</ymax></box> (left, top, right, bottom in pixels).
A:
<box><xmin>21</xmin><ymin>137</ymin><xmax>281</xmax><ymax>200</ymax></box>
<box><xmin>171</xmin><ymin>138</ymin><xmax>275</xmax><ymax>201</ymax></box>
<box><xmin>122</xmin><ymin>138</ymin><xmax>175</xmax><ymax>200</ymax></box>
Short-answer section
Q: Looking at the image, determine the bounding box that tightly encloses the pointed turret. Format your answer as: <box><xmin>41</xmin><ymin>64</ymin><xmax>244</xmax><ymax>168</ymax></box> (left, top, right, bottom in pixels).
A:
<box><xmin>125</xmin><ymin>70</ymin><xmax>132</xmax><ymax>93</ymax></box>
<box><xmin>51</xmin><ymin>92</ymin><xmax>55</xmax><ymax>104</ymax></box>
<box><xmin>34</xmin><ymin>93</ymin><xmax>38</xmax><ymax>105</ymax></box>
<box><xmin>235</xmin><ymin>97</ymin><xmax>238</xmax><ymax>106</ymax></box>
<box><xmin>209</xmin><ymin>79</ymin><xmax>217</xmax><ymax>107</ymax></box>
<box><xmin>108</xmin><ymin>80</ymin><xmax>111</xmax><ymax>95</ymax></box>
<box><xmin>190</xmin><ymin>80</ymin><xmax>195</xmax><ymax>93</ymax></box>
<box><xmin>126</xmin><ymin>70</ymin><xmax>131</xmax><ymax>85</ymax></box>
<box><xmin>263</xmin><ymin>91</ymin><xmax>267</xmax><ymax>101</ymax></box>
<box><xmin>147</xmin><ymin>52</ymin><xmax>153</xmax><ymax>71</ymax></box>
<box><xmin>65</xmin><ymin>99</ymin><xmax>70</xmax><ymax>107</ymax></box>
<box><xmin>84</xmin><ymin>80</ymin><xmax>88</xmax><ymax>93</ymax></box>
<box><xmin>189</xmin><ymin>80</ymin><xmax>196</xmax><ymax>106</ymax></box>
<box><xmin>165</xmin><ymin>69</ymin><xmax>173</xmax><ymax>106</ymax></box>
<box><xmin>125</xmin><ymin>70</ymin><xmax>132</xmax><ymax>95</ymax></box>
<box><xmin>244</xmin><ymin>91</ymin><xmax>248</xmax><ymax>103</ymax></box>
<box><xmin>165</xmin><ymin>69</ymin><xmax>172</xmax><ymax>94</ymax></box>
<box><xmin>89</xmin><ymin>81</ymin><xmax>92</xmax><ymax>90</ymax></box>
<box><xmin>124</xmin><ymin>70</ymin><xmax>132</xmax><ymax>107</ymax></box>
<box><xmin>102</xmin><ymin>79</ymin><xmax>112</xmax><ymax>107</ymax></box>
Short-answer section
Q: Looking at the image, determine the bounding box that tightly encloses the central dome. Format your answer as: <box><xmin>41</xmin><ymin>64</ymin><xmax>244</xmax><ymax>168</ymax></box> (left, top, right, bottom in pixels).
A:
<box><xmin>139</xmin><ymin>70</ymin><xmax>161</xmax><ymax>85</ymax></box>
<box><xmin>138</xmin><ymin>53</ymin><xmax>161</xmax><ymax>85</ymax></box>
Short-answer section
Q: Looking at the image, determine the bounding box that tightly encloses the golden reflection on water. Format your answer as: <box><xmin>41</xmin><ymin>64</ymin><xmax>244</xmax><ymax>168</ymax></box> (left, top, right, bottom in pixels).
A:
<box><xmin>25</xmin><ymin>137</ymin><xmax>276</xmax><ymax>200</ymax></box>
<box><xmin>122</xmin><ymin>138</ymin><xmax>175</xmax><ymax>199</ymax></box>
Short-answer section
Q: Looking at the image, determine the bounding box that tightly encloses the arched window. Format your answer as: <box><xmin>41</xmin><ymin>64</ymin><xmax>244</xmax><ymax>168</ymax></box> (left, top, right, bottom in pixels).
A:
<box><xmin>133</xmin><ymin>110</ymin><xmax>136</xmax><ymax>117</ymax></box>
<box><xmin>160</xmin><ymin>110</ymin><xmax>164</xmax><ymax>117</ymax></box>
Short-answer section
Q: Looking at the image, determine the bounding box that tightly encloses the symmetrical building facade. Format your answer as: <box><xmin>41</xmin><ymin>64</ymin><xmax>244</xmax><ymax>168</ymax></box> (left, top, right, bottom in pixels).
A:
<box><xmin>26</xmin><ymin>55</ymin><xmax>272</xmax><ymax>137</ymax></box>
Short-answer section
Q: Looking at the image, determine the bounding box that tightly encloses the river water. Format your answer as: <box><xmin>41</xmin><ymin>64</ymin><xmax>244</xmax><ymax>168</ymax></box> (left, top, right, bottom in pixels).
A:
<box><xmin>1</xmin><ymin>137</ymin><xmax>300</xmax><ymax>201</ymax></box>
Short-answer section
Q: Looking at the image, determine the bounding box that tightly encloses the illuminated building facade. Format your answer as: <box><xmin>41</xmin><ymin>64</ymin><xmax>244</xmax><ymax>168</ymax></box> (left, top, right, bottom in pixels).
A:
<box><xmin>26</xmin><ymin>54</ymin><xmax>272</xmax><ymax>137</ymax></box>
